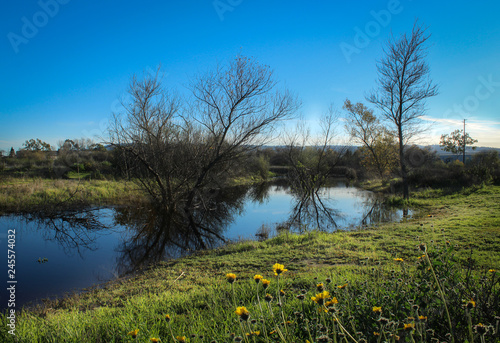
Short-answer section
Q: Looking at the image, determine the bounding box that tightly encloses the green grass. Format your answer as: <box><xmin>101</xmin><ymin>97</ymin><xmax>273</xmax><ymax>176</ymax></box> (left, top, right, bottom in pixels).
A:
<box><xmin>0</xmin><ymin>177</ymin><xmax>145</xmax><ymax>214</ymax></box>
<box><xmin>1</xmin><ymin>186</ymin><xmax>499</xmax><ymax>342</ymax></box>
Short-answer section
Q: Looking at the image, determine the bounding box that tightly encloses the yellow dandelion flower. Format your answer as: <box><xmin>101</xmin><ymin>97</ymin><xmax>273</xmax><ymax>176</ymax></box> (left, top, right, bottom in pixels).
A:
<box><xmin>165</xmin><ymin>314</ymin><xmax>171</xmax><ymax>322</ymax></box>
<box><xmin>373</xmin><ymin>332</ymin><xmax>380</xmax><ymax>336</ymax></box>
<box><xmin>261</xmin><ymin>279</ymin><xmax>270</xmax><ymax>289</ymax></box>
<box><xmin>176</xmin><ymin>336</ymin><xmax>186</xmax><ymax>342</ymax></box>
<box><xmin>128</xmin><ymin>329</ymin><xmax>139</xmax><ymax>338</ymax></box>
<box><xmin>272</xmin><ymin>263</ymin><xmax>288</xmax><ymax>276</ymax></box>
<box><xmin>418</xmin><ymin>315</ymin><xmax>428</xmax><ymax>321</ymax></box>
<box><xmin>393</xmin><ymin>258</ymin><xmax>404</xmax><ymax>262</ymax></box>
<box><xmin>226</xmin><ymin>273</ymin><xmax>236</xmax><ymax>284</ymax></box>
<box><xmin>235</xmin><ymin>306</ymin><xmax>250</xmax><ymax>321</ymax></box>
<box><xmin>465</xmin><ymin>298</ymin><xmax>476</xmax><ymax>309</ymax></box>
<box><xmin>150</xmin><ymin>338</ymin><xmax>161</xmax><ymax>343</ymax></box>
<box><xmin>253</xmin><ymin>275</ymin><xmax>263</xmax><ymax>283</ymax></box>
<box><xmin>311</xmin><ymin>291</ymin><xmax>330</xmax><ymax>305</ymax></box>
<box><xmin>404</xmin><ymin>323</ymin><xmax>415</xmax><ymax>330</ymax></box>
<box><xmin>337</xmin><ymin>283</ymin><xmax>348</xmax><ymax>289</ymax></box>
<box><xmin>316</xmin><ymin>283</ymin><xmax>324</xmax><ymax>291</ymax></box>
<box><xmin>489</xmin><ymin>269</ymin><xmax>496</xmax><ymax>273</ymax></box>
<box><xmin>325</xmin><ymin>297</ymin><xmax>339</xmax><ymax>307</ymax></box>
<box><xmin>372</xmin><ymin>306</ymin><xmax>382</xmax><ymax>313</ymax></box>
<box><xmin>280</xmin><ymin>289</ymin><xmax>285</xmax><ymax>296</ymax></box>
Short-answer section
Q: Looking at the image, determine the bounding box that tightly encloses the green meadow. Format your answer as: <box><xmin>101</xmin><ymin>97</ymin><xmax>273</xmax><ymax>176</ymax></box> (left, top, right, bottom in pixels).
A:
<box><xmin>0</xmin><ymin>185</ymin><xmax>499</xmax><ymax>342</ymax></box>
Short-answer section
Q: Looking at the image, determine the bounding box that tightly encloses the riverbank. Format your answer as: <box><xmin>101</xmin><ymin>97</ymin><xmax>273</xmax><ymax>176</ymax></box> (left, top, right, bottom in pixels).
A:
<box><xmin>1</xmin><ymin>185</ymin><xmax>499</xmax><ymax>342</ymax></box>
<box><xmin>0</xmin><ymin>177</ymin><xmax>145</xmax><ymax>214</ymax></box>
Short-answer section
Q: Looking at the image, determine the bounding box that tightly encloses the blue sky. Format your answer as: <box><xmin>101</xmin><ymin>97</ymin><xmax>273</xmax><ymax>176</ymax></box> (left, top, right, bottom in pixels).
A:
<box><xmin>1</xmin><ymin>0</ymin><xmax>499</xmax><ymax>152</ymax></box>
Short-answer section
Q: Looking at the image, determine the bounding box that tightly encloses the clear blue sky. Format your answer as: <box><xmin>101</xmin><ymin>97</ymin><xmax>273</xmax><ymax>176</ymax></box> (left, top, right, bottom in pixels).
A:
<box><xmin>1</xmin><ymin>0</ymin><xmax>499</xmax><ymax>152</ymax></box>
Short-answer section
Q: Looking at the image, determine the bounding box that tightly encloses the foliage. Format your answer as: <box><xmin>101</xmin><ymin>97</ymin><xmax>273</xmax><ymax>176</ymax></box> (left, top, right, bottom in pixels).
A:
<box><xmin>22</xmin><ymin>138</ymin><xmax>52</xmax><ymax>152</ymax></box>
<box><xmin>440</xmin><ymin>129</ymin><xmax>478</xmax><ymax>159</ymax></box>
<box><xmin>343</xmin><ymin>99</ymin><xmax>398</xmax><ymax>180</ymax></box>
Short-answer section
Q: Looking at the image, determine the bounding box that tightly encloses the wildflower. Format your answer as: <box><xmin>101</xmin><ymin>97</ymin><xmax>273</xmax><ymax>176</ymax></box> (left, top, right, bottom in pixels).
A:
<box><xmin>253</xmin><ymin>275</ymin><xmax>263</xmax><ymax>283</ymax></box>
<box><xmin>150</xmin><ymin>338</ymin><xmax>161</xmax><ymax>343</ymax></box>
<box><xmin>235</xmin><ymin>306</ymin><xmax>250</xmax><ymax>321</ymax></box>
<box><xmin>465</xmin><ymin>299</ymin><xmax>476</xmax><ymax>309</ymax></box>
<box><xmin>404</xmin><ymin>323</ymin><xmax>415</xmax><ymax>331</ymax></box>
<box><xmin>337</xmin><ymin>283</ymin><xmax>348</xmax><ymax>289</ymax></box>
<box><xmin>246</xmin><ymin>331</ymin><xmax>260</xmax><ymax>337</ymax></box>
<box><xmin>393</xmin><ymin>258</ymin><xmax>404</xmax><ymax>262</ymax></box>
<box><xmin>316</xmin><ymin>283</ymin><xmax>324</xmax><ymax>291</ymax></box>
<box><xmin>165</xmin><ymin>314</ymin><xmax>171</xmax><ymax>322</ymax></box>
<box><xmin>261</xmin><ymin>279</ymin><xmax>270</xmax><ymax>289</ymax></box>
<box><xmin>373</xmin><ymin>332</ymin><xmax>380</xmax><ymax>336</ymax></box>
<box><xmin>272</xmin><ymin>263</ymin><xmax>288</xmax><ymax>276</ymax></box>
<box><xmin>489</xmin><ymin>269</ymin><xmax>496</xmax><ymax>273</ymax></box>
<box><xmin>372</xmin><ymin>306</ymin><xmax>382</xmax><ymax>313</ymax></box>
<box><xmin>175</xmin><ymin>337</ymin><xmax>185</xmax><ymax>343</ymax></box>
<box><xmin>128</xmin><ymin>329</ymin><xmax>139</xmax><ymax>338</ymax></box>
<box><xmin>418</xmin><ymin>315</ymin><xmax>427</xmax><ymax>321</ymax></box>
<box><xmin>474</xmin><ymin>323</ymin><xmax>488</xmax><ymax>335</ymax></box>
<box><xmin>226</xmin><ymin>273</ymin><xmax>236</xmax><ymax>284</ymax></box>
<box><xmin>311</xmin><ymin>291</ymin><xmax>330</xmax><ymax>305</ymax></box>
<box><xmin>280</xmin><ymin>289</ymin><xmax>285</xmax><ymax>296</ymax></box>
<box><xmin>325</xmin><ymin>297</ymin><xmax>338</xmax><ymax>307</ymax></box>
<box><xmin>264</xmin><ymin>294</ymin><xmax>273</xmax><ymax>302</ymax></box>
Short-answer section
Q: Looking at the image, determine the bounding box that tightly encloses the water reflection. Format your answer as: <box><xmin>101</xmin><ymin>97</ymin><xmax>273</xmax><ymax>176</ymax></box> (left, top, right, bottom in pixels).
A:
<box><xmin>21</xmin><ymin>208</ymin><xmax>111</xmax><ymax>256</ymax></box>
<box><xmin>0</xmin><ymin>181</ymin><xmax>413</xmax><ymax>309</ymax></box>
<box><xmin>113</xmin><ymin>185</ymin><xmax>249</xmax><ymax>275</ymax></box>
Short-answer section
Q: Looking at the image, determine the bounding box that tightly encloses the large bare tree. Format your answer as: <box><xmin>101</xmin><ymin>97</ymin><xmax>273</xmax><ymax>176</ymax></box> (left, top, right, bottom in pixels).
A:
<box><xmin>109</xmin><ymin>57</ymin><xmax>299</xmax><ymax>246</ymax></box>
<box><xmin>367</xmin><ymin>23</ymin><xmax>438</xmax><ymax>199</ymax></box>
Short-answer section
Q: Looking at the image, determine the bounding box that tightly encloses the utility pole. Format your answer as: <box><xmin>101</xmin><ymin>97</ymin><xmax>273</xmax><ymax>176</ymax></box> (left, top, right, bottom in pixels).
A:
<box><xmin>463</xmin><ymin>119</ymin><xmax>466</xmax><ymax>163</ymax></box>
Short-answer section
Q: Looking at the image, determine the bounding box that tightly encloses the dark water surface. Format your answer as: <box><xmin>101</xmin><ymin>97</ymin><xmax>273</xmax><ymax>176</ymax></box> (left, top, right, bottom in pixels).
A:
<box><xmin>0</xmin><ymin>181</ymin><xmax>410</xmax><ymax>310</ymax></box>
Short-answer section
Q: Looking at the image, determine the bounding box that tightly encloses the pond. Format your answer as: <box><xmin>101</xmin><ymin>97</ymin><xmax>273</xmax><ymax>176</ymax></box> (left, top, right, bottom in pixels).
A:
<box><xmin>0</xmin><ymin>181</ymin><xmax>411</xmax><ymax>311</ymax></box>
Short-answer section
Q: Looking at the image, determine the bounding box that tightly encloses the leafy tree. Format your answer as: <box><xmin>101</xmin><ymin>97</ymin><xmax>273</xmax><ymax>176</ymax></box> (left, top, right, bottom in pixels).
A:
<box><xmin>9</xmin><ymin>147</ymin><xmax>15</xmax><ymax>158</ymax></box>
<box><xmin>367</xmin><ymin>23</ymin><xmax>438</xmax><ymax>199</ymax></box>
<box><xmin>440</xmin><ymin>129</ymin><xmax>478</xmax><ymax>162</ymax></box>
<box><xmin>343</xmin><ymin>99</ymin><xmax>398</xmax><ymax>180</ymax></box>
<box><xmin>22</xmin><ymin>138</ymin><xmax>52</xmax><ymax>151</ymax></box>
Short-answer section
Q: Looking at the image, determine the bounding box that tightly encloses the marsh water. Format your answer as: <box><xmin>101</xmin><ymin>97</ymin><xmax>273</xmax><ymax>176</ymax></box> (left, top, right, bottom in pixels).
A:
<box><xmin>0</xmin><ymin>181</ymin><xmax>411</xmax><ymax>310</ymax></box>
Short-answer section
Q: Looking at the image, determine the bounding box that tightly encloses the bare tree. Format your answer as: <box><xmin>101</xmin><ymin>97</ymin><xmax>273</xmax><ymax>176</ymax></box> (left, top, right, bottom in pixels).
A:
<box><xmin>284</xmin><ymin>107</ymin><xmax>346</xmax><ymax>230</ymax></box>
<box><xmin>109</xmin><ymin>57</ymin><xmax>300</xmax><ymax>246</ymax></box>
<box><xmin>367</xmin><ymin>23</ymin><xmax>438</xmax><ymax>199</ymax></box>
<box><xmin>185</xmin><ymin>56</ymin><xmax>300</xmax><ymax>210</ymax></box>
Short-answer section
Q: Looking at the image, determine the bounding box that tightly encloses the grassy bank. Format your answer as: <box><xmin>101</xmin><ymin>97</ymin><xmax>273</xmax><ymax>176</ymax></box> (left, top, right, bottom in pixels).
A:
<box><xmin>1</xmin><ymin>186</ymin><xmax>499</xmax><ymax>342</ymax></box>
<box><xmin>0</xmin><ymin>177</ymin><xmax>145</xmax><ymax>214</ymax></box>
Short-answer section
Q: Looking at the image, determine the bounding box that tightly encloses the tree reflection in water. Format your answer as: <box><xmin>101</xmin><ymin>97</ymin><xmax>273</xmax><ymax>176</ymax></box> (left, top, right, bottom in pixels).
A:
<box><xmin>113</xmin><ymin>185</ymin><xmax>249</xmax><ymax>275</ymax></box>
<box><xmin>22</xmin><ymin>208</ymin><xmax>111</xmax><ymax>256</ymax></box>
<box><xmin>16</xmin><ymin>181</ymin><xmax>410</xmax><ymax>278</ymax></box>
